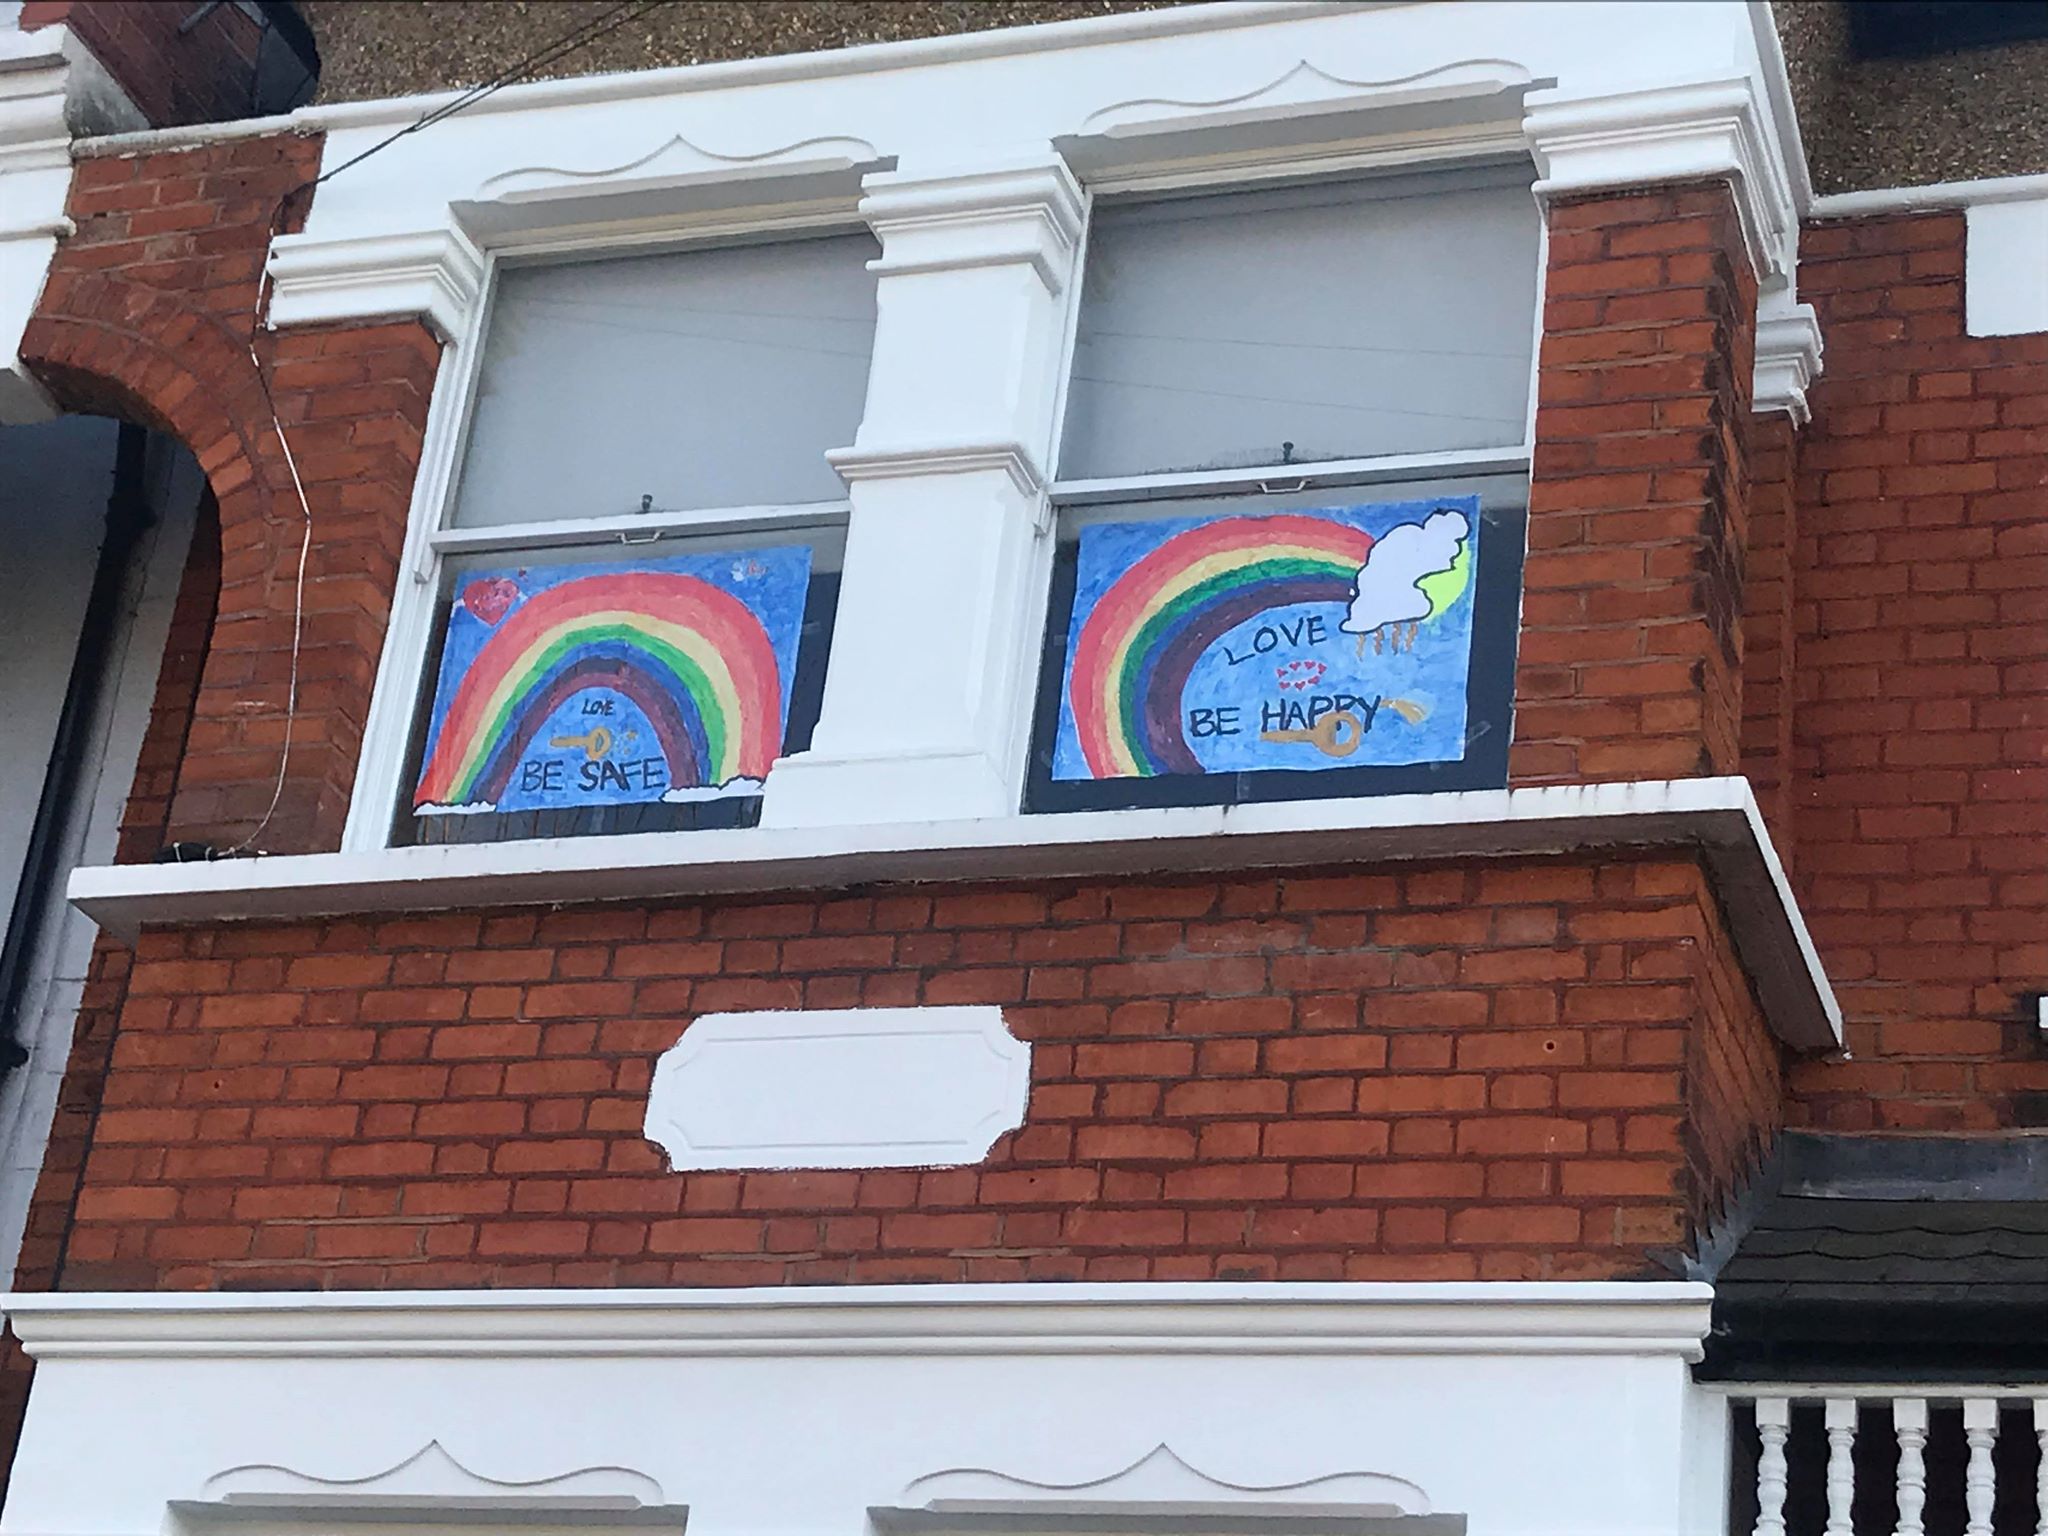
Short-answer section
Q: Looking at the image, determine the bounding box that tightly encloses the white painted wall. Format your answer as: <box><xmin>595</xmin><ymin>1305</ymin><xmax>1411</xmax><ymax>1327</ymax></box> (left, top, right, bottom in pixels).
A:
<box><xmin>1967</xmin><ymin>198</ymin><xmax>2048</xmax><ymax>337</ymax></box>
<box><xmin>3</xmin><ymin>1284</ymin><xmax>1730</xmax><ymax>1536</ymax></box>
<box><xmin>0</xmin><ymin>415</ymin><xmax>115</xmax><ymax>913</ymax></box>
<box><xmin>0</xmin><ymin>426</ymin><xmax>202</xmax><ymax>1292</ymax></box>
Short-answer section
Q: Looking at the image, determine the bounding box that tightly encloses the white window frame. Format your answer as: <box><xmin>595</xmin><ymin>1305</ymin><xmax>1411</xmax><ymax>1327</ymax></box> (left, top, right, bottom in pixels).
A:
<box><xmin>1047</xmin><ymin>141</ymin><xmax>1546</xmax><ymax>505</ymax></box>
<box><xmin>339</xmin><ymin>202</ymin><xmax>874</xmax><ymax>853</ymax></box>
<box><xmin>1016</xmin><ymin>136</ymin><xmax>1548</xmax><ymax>810</ymax></box>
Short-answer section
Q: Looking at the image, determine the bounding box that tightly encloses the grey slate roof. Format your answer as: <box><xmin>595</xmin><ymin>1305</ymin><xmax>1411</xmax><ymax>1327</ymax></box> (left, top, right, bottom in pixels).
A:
<box><xmin>1700</xmin><ymin>1132</ymin><xmax>2048</xmax><ymax>1381</ymax></box>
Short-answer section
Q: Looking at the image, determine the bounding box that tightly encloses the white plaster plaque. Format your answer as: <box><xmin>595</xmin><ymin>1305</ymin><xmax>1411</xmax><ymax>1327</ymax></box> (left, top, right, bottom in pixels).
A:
<box><xmin>644</xmin><ymin>1007</ymin><xmax>1031</xmax><ymax>1171</ymax></box>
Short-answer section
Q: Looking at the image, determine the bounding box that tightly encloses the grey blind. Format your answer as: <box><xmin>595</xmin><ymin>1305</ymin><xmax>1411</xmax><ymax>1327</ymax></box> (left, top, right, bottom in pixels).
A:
<box><xmin>452</xmin><ymin>232</ymin><xmax>880</xmax><ymax>526</ymax></box>
<box><xmin>1059</xmin><ymin>166</ymin><xmax>1540</xmax><ymax>481</ymax></box>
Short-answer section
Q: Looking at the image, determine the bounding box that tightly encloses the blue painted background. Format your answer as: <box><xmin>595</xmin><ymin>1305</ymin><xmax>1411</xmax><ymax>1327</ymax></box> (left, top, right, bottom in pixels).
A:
<box><xmin>1052</xmin><ymin>497</ymin><xmax>1482</xmax><ymax>782</ymax></box>
<box><xmin>415</xmin><ymin>544</ymin><xmax>811</xmax><ymax>816</ymax></box>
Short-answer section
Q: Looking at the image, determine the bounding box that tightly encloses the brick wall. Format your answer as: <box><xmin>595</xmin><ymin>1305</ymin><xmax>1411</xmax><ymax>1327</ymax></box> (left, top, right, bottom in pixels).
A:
<box><xmin>22</xmin><ymin>135</ymin><xmax>440</xmax><ymax>856</ymax></box>
<box><xmin>60</xmin><ymin>856</ymin><xmax>1781</xmax><ymax>1291</ymax></box>
<box><xmin>1515</xmin><ymin>185</ymin><xmax>1757</xmax><ymax>787</ymax></box>
<box><xmin>1742</xmin><ymin>415</ymin><xmax>1801</xmax><ymax>852</ymax></box>
<box><xmin>20</xmin><ymin>0</ymin><xmax>277</xmax><ymax>128</ymax></box>
<box><xmin>1787</xmin><ymin>212</ymin><xmax>2048</xmax><ymax>1129</ymax></box>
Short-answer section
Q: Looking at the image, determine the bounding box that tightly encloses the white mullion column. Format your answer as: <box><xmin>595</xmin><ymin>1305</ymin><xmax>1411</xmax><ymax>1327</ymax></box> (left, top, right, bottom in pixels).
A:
<box><xmin>762</xmin><ymin>155</ymin><xmax>1084</xmax><ymax>828</ymax></box>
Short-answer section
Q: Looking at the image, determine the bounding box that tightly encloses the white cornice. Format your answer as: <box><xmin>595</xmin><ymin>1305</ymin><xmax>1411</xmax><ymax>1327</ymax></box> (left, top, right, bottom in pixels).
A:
<box><xmin>265</xmin><ymin>224</ymin><xmax>485</xmax><ymax>340</ymax></box>
<box><xmin>1524</xmin><ymin>76</ymin><xmax>1796</xmax><ymax>287</ymax></box>
<box><xmin>1752</xmin><ymin>291</ymin><xmax>1823</xmax><ymax>424</ymax></box>
<box><xmin>3</xmin><ymin>1280</ymin><xmax>1716</xmax><ymax>1361</ymax></box>
<box><xmin>65</xmin><ymin>776</ymin><xmax>1841</xmax><ymax>1050</ymax></box>
<box><xmin>67</xmin><ymin>4</ymin><xmax>1370</xmax><ymax>158</ymax></box>
<box><xmin>858</xmin><ymin>159</ymin><xmax>1087</xmax><ymax>296</ymax></box>
<box><xmin>828</xmin><ymin>438</ymin><xmax>1047</xmax><ymax>500</ymax></box>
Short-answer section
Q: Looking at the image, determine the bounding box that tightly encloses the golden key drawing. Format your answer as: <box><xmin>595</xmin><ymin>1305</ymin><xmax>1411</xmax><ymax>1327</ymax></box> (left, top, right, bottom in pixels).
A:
<box><xmin>548</xmin><ymin>725</ymin><xmax>613</xmax><ymax>761</ymax></box>
<box><xmin>1260</xmin><ymin>710</ymin><xmax>1364</xmax><ymax>758</ymax></box>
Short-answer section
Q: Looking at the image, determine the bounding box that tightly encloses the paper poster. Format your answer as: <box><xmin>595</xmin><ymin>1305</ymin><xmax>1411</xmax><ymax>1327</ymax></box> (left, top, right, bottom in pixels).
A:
<box><xmin>1054</xmin><ymin>498</ymin><xmax>1480</xmax><ymax>781</ymax></box>
<box><xmin>413</xmin><ymin>545</ymin><xmax>810</xmax><ymax>816</ymax></box>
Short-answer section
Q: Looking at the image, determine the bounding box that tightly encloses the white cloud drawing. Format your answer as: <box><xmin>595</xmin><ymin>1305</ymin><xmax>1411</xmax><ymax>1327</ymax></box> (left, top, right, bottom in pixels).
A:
<box><xmin>1341</xmin><ymin>510</ymin><xmax>1470</xmax><ymax>635</ymax></box>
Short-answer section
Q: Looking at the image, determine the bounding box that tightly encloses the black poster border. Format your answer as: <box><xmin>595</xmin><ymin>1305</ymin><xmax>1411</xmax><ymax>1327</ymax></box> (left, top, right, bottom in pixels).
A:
<box><xmin>1022</xmin><ymin>501</ymin><xmax>1527</xmax><ymax>816</ymax></box>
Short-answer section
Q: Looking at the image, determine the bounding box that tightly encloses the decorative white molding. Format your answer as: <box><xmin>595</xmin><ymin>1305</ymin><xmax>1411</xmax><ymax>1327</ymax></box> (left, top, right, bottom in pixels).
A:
<box><xmin>764</xmin><ymin>153</ymin><xmax>1081</xmax><ymax>828</ymax></box>
<box><xmin>0</xmin><ymin>26</ymin><xmax>71</xmax><ymax>422</ymax></box>
<box><xmin>858</xmin><ymin>159</ymin><xmax>1086</xmax><ymax>296</ymax></box>
<box><xmin>474</xmin><ymin>130</ymin><xmax>883</xmax><ymax>205</ymax></box>
<box><xmin>179</xmin><ymin>1439</ymin><xmax>674</xmax><ymax>1519</ymax></box>
<box><xmin>828</xmin><ymin>437</ymin><xmax>1047</xmax><ymax>501</ymax></box>
<box><xmin>1966</xmin><ymin>198</ymin><xmax>2048</xmax><ymax>338</ymax></box>
<box><xmin>1524</xmin><ymin>76</ymin><xmax>1797</xmax><ymax>286</ymax></box>
<box><xmin>2</xmin><ymin>1280</ymin><xmax>1719</xmax><ymax>1361</ymax></box>
<box><xmin>265</xmin><ymin>225</ymin><xmax>486</xmax><ymax>341</ymax></box>
<box><xmin>67</xmin><ymin>776</ymin><xmax>1841</xmax><ymax>1050</ymax></box>
<box><xmin>1</xmin><ymin>1279</ymin><xmax>1722</xmax><ymax>1536</ymax></box>
<box><xmin>1075</xmin><ymin>56</ymin><xmax>1531</xmax><ymax>141</ymax></box>
<box><xmin>1753</xmin><ymin>289</ymin><xmax>1823</xmax><ymax>424</ymax></box>
<box><xmin>643</xmin><ymin>1006</ymin><xmax>1031</xmax><ymax>1171</ymax></box>
<box><xmin>889</xmin><ymin>1443</ymin><xmax>1434</xmax><ymax>1520</ymax></box>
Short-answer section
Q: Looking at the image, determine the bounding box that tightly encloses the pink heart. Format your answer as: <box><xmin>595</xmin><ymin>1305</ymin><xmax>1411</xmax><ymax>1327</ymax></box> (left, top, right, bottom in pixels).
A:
<box><xmin>463</xmin><ymin>577</ymin><xmax>519</xmax><ymax>626</ymax></box>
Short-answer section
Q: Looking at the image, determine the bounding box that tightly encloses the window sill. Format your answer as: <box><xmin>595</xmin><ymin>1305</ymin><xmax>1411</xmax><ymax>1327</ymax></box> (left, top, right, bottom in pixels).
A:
<box><xmin>67</xmin><ymin>776</ymin><xmax>1839</xmax><ymax>1051</ymax></box>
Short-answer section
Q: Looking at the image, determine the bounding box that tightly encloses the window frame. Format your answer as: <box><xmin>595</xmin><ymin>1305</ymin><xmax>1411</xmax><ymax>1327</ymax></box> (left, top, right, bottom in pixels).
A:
<box><xmin>1022</xmin><ymin>144</ymin><xmax>1547</xmax><ymax>815</ymax></box>
<box><xmin>340</xmin><ymin>208</ymin><xmax>876</xmax><ymax>853</ymax></box>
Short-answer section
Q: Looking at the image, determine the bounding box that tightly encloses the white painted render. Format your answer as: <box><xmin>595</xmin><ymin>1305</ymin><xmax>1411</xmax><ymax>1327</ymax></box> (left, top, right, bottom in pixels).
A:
<box><xmin>1965</xmin><ymin>199</ymin><xmax>2048</xmax><ymax>338</ymax></box>
<box><xmin>0</xmin><ymin>432</ymin><xmax>201</xmax><ymax>1324</ymax></box>
<box><xmin>1</xmin><ymin>1282</ymin><xmax>1727</xmax><ymax>1536</ymax></box>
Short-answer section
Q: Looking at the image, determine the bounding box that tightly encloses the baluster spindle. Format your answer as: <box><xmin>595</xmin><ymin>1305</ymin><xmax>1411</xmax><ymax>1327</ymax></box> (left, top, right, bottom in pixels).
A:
<box><xmin>1755</xmin><ymin>1397</ymin><xmax>1791</xmax><ymax>1536</ymax></box>
<box><xmin>1826</xmin><ymin>1399</ymin><xmax>1858</xmax><ymax>1536</ymax></box>
<box><xmin>2034</xmin><ymin>1399</ymin><xmax>2048</xmax><ymax>1536</ymax></box>
<box><xmin>1965</xmin><ymin>1399</ymin><xmax>1998</xmax><ymax>1536</ymax></box>
<box><xmin>1895</xmin><ymin>1398</ymin><xmax>1929</xmax><ymax>1536</ymax></box>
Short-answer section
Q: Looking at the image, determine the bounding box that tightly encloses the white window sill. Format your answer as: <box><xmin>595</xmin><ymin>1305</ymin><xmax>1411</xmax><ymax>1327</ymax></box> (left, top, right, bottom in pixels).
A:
<box><xmin>67</xmin><ymin>776</ymin><xmax>1838</xmax><ymax>1051</ymax></box>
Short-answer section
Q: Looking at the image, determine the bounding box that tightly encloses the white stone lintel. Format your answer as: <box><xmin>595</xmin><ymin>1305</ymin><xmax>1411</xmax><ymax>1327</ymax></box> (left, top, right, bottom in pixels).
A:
<box><xmin>265</xmin><ymin>225</ymin><xmax>486</xmax><ymax>343</ymax></box>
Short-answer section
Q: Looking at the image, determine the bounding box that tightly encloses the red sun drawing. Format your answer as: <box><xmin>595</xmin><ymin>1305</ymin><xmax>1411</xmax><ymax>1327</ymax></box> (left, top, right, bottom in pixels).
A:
<box><xmin>462</xmin><ymin>577</ymin><xmax>519</xmax><ymax>626</ymax></box>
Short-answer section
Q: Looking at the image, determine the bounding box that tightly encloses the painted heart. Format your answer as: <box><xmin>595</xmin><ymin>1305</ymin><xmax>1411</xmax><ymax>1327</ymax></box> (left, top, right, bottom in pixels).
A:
<box><xmin>1275</xmin><ymin>658</ymin><xmax>1326</xmax><ymax>692</ymax></box>
<box><xmin>463</xmin><ymin>577</ymin><xmax>519</xmax><ymax>626</ymax></box>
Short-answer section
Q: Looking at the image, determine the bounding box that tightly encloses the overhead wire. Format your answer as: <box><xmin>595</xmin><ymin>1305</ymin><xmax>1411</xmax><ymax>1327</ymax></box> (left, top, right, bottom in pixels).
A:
<box><xmin>221</xmin><ymin>0</ymin><xmax>672</xmax><ymax>857</ymax></box>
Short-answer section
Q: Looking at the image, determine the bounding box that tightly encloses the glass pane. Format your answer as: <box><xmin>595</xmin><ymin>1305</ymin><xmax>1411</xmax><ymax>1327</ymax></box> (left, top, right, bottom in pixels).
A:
<box><xmin>451</xmin><ymin>233</ymin><xmax>879</xmax><ymax>526</ymax></box>
<box><xmin>1027</xmin><ymin>475</ymin><xmax>1525</xmax><ymax>813</ymax></box>
<box><xmin>397</xmin><ymin>525</ymin><xmax>843</xmax><ymax>845</ymax></box>
<box><xmin>1059</xmin><ymin>167</ymin><xmax>1540</xmax><ymax>480</ymax></box>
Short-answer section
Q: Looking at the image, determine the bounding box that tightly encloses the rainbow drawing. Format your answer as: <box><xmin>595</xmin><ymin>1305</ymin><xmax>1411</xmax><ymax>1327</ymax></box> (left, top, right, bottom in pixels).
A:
<box><xmin>413</xmin><ymin>548</ymin><xmax>809</xmax><ymax>815</ymax></box>
<box><xmin>1065</xmin><ymin>514</ymin><xmax>1377</xmax><ymax>778</ymax></box>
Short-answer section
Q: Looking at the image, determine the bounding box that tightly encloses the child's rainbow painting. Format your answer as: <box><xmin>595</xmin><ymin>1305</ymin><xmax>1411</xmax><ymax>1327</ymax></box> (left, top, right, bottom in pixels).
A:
<box><xmin>412</xmin><ymin>545</ymin><xmax>810</xmax><ymax>816</ymax></box>
<box><xmin>1053</xmin><ymin>497</ymin><xmax>1480</xmax><ymax>782</ymax></box>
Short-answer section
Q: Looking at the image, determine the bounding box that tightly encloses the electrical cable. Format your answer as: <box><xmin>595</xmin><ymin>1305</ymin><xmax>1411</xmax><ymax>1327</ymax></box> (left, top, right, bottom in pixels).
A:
<box><xmin>221</xmin><ymin>0</ymin><xmax>672</xmax><ymax>857</ymax></box>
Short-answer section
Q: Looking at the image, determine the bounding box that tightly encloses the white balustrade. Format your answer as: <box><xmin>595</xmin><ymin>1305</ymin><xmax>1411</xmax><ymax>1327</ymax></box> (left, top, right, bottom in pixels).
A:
<box><xmin>1755</xmin><ymin>1398</ymin><xmax>1791</xmax><ymax>1536</ymax></box>
<box><xmin>1965</xmin><ymin>1399</ymin><xmax>1999</xmax><ymax>1536</ymax></box>
<box><xmin>1738</xmin><ymin>1391</ymin><xmax>2048</xmax><ymax>1536</ymax></box>
<box><xmin>1824</xmin><ymin>1399</ymin><xmax>1857</xmax><ymax>1536</ymax></box>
